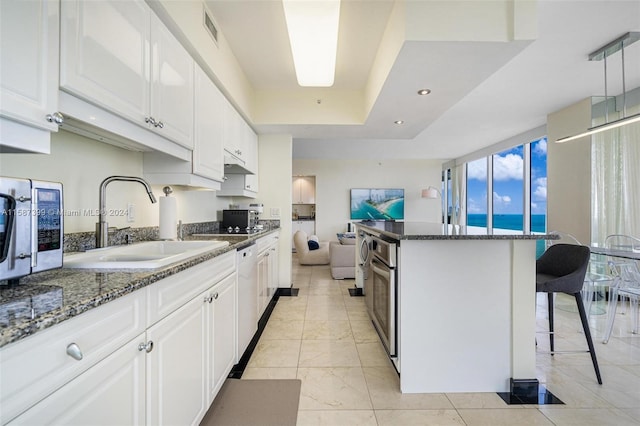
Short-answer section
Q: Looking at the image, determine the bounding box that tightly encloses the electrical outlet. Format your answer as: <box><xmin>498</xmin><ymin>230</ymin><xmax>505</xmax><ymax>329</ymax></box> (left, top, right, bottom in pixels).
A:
<box><xmin>270</xmin><ymin>207</ymin><xmax>280</xmax><ymax>217</ymax></box>
<box><xmin>127</xmin><ymin>203</ymin><xmax>135</xmax><ymax>223</ymax></box>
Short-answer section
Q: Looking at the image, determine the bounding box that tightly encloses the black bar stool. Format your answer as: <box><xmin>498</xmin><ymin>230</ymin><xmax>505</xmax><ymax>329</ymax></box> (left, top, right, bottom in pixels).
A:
<box><xmin>536</xmin><ymin>243</ymin><xmax>602</xmax><ymax>384</ymax></box>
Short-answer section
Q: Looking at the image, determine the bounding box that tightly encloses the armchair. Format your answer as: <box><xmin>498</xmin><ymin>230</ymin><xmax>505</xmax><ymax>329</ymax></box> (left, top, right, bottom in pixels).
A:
<box><xmin>293</xmin><ymin>230</ymin><xmax>330</xmax><ymax>265</ymax></box>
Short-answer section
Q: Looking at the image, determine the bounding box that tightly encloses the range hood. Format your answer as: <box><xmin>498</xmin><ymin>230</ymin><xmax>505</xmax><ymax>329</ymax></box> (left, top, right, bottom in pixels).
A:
<box><xmin>224</xmin><ymin>151</ymin><xmax>254</xmax><ymax>174</ymax></box>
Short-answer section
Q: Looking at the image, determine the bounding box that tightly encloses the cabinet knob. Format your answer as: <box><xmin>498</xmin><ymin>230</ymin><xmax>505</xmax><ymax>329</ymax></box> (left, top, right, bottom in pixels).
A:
<box><xmin>156</xmin><ymin>120</ymin><xmax>164</xmax><ymax>129</ymax></box>
<box><xmin>66</xmin><ymin>342</ymin><xmax>83</xmax><ymax>361</ymax></box>
<box><xmin>46</xmin><ymin>112</ymin><xmax>64</xmax><ymax>125</ymax></box>
<box><xmin>204</xmin><ymin>295</ymin><xmax>213</xmax><ymax>303</ymax></box>
<box><xmin>138</xmin><ymin>340</ymin><xmax>154</xmax><ymax>353</ymax></box>
<box><xmin>212</xmin><ymin>292</ymin><xmax>219</xmax><ymax>300</ymax></box>
<box><xmin>145</xmin><ymin>116</ymin><xmax>157</xmax><ymax>126</ymax></box>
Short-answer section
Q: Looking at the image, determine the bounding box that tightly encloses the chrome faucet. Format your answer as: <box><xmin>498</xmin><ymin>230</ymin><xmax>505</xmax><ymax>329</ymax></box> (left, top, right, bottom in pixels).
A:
<box><xmin>96</xmin><ymin>176</ymin><xmax>157</xmax><ymax>248</ymax></box>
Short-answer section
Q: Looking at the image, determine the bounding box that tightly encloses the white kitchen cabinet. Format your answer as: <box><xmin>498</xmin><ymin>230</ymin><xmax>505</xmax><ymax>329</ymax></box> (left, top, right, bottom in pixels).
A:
<box><xmin>193</xmin><ymin>65</ymin><xmax>224</xmax><ymax>182</ymax></box>
<box><xmin>222</xmin><ymin>99</ymin><xmax>246</xmax><ymax>166</ymax></box>
<box><xmin>60</xmin><ymin>0</ymin><xmax>194</xmax><ymax>149</ymax></box>
<box><xmin>257</xmin><ymin>233</ymin><xmax>280</xmax><ymax>316</ymax></box>
<box><xmin>205</xmin><ymin>273</ymin><xmax>237</xmax><ymax>402</ymax></box>
<box><xmin>0</xmin><ymin>0</ymin><xmax>59</xmax><ymax>153</ymax></box>
<box><xmin>292</xmin><ymin>176</ymin><xmax>316</xmax><ymax>204</ymax></box>
<box><xmin>218</xmin><ymin>123</ymin><xmax>259</xmax><ymax>196</ymax></box>
<box><xmin>149</xmin><ymin>13</ymin><xmax>194</xmax><ymax>148</ymax></box>
<box><xmin>257</xmin><ymin>248</ymin><xmax>269</xmax><ymax>318</ymax></box>
<box><xmin>146</xmin><ymin>292</ymin><xmax>208</xmax><ymax>426</ymax></box>
<box><xmin>0</xmin><ymin>290</ymin><xmax>146</xmax><ymax>424</ymax></box>
<box><xmin>268</xmin><ymin>237</ymin><xmax>280</xmax><ymax>297</ymax></box>
<box><xmin>8</xmin><ymin>335</ymin><xmax>146</xmax><ymax>426</ymax></box>
<box><xmin>1</xmin><ymin>251</ymin><xmax>238</xmax><ymax>426</ymax></box>
<box><xmin>243</xmin><ymin>123</ymin><xmax>259</xmax><ymax>191</ymax></box>
<box><xmin>143</xmin><ymin>65</ymin><xmax>223</xmax><ymax>189</ymax></box>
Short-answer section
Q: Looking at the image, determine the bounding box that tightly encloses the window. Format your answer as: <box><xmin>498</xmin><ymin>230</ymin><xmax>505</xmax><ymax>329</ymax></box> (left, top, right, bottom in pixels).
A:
<box><xmin>464</xmin><ymin>136</ymin><xmax>547</xmax><ymax>245</ymax></box>
<box><xmin>530</xmin><ymin>137</ymin><xmax>548</xmax><ymax>234</ymax></box>
<box><xmin>466</xmin><ymin>158</ymin><xmax>487</xmax><ymax>232</ymax></box>
<box><xmin>492</xmin><ymin>145</ymin><xmax>524</xmax><ymax>233</ymax></box>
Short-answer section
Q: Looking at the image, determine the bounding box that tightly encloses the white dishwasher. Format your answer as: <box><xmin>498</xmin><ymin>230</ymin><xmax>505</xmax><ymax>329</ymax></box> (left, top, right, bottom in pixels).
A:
<box><xmin>236</xmin><ymin>243</ymin><xmax>258</xmax><ymax>359</ymax></box>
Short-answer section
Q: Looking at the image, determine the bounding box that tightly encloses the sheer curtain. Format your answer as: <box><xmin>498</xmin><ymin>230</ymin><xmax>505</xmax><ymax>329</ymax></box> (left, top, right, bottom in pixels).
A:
<box><xmin>592</xmin><ymin>103</ymin><xmax>640</xmax><ymax>245</ymax></box>
<box><xmin>449</xmin><ymin>164</ymin><xmax>466</xmax><ymax>232</ymax></box>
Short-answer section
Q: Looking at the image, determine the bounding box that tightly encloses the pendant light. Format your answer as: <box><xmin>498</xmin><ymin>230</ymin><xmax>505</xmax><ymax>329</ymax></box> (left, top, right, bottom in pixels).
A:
<box><xmin>556</xmin><ymin>32</ymin><xmax>640</xmax><ymax>143</ymax></box>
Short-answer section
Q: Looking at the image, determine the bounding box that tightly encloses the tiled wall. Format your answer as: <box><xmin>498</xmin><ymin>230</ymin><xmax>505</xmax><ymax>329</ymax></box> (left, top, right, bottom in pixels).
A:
<box><xmin>63</xmin><ymin>220</ymin><xmax>281</xmax><ymax>253</ymax></box>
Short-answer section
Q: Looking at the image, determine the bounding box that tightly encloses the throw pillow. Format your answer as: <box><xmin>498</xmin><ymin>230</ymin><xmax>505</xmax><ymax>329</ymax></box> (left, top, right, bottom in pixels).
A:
<box><xmin>308</xmin><ymin>240</ymin><xmax>320</xmax><ymax>250</ymax></box>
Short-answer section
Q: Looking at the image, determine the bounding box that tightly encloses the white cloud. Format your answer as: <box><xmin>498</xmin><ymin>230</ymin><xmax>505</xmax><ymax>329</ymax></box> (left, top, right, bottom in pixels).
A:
<box><xmin>533</xmin><ymin>139</ymin><xmax>547</xmax><ymax>155</ymax></box>
<box><xmin>533</xmin><ymin>177</ymin><xmax>547</xmax><ymax>200</ymax></box>
<box><xmin>467</xmin><ymin>199</ymin><xmax>482</xmax><ymax>214</ymax></box>
<box><xmin>493</xmin><ymin>191</ymin><xmax>511</xmax><ymax>204</ymax></box>
<box><xmin>493</xmin><ymin>153</ymin><xmax>523</xmax><ymax>181</ymax></box>
<box><xmin>467</xmin><ymin>159</ymin><xmax>487</xmax><ymax>181</ymax></box>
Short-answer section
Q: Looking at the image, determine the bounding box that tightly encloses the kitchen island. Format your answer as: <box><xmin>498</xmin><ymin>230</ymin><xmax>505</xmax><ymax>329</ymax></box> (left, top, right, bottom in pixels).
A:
<box><xmin>355</xmin><ymin>221</ymin><xmax>555</xmax><ymax>395</ymax></box>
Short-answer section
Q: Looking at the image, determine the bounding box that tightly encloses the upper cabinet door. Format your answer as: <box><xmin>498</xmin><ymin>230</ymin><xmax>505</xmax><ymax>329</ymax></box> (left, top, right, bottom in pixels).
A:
<box><xmin>193</xmin><ymin>65</ymin><xmax>224</xmax><ymax>181</ymax></box>
<box><xmin>222</xmin><ymin>99</ymin><xmax>244</xmax><ymax>161</ymax></box>
<box><xmin>61</xmin><ymin>0</ymin><xmax>195</xmax><ymax>149</ymax></box>
<box><xmin>292</xmin><ymin>176</ymin><xmax>315</xmax><ymax>204</ymax></box>
<box><xmin>60</xmin><ymin>0</ymin><xmax>150</xmax><ymax>124</ymax></box>
<box><xmin>150</xmin><ymin>14</ymin><xmax>194</xmax><ymax>149</ymax></box>
<box><xmin>0</xmin><ymin>0</ymin><xmax>59</xmax><ymax>131</ymax></box>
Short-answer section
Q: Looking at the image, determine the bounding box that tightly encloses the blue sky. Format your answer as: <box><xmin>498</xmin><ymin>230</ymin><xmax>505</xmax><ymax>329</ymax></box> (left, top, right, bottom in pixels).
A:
<box><xmin>466</xmin><ymin>137</ymin><xmax>547</xmax><ymax>215</ymax></box>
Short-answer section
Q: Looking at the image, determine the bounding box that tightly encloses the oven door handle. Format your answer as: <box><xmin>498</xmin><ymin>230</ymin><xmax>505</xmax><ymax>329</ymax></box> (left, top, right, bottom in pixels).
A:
<box><xmin>371</xmin><ymin>258</ymin><xmax>391</xmax><ymax>278</ymax></box>
<box><xmin>359</xmin><ymin>238</ymin><xmax>369</xmax><ymax>265</ymax></box>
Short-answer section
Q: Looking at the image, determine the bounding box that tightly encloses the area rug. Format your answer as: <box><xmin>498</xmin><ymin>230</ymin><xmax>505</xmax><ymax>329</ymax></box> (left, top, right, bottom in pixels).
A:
<box><xmin>200</xmin><ymin>379</ymin><xmax>301</xmax><ymax>426</ymax></box>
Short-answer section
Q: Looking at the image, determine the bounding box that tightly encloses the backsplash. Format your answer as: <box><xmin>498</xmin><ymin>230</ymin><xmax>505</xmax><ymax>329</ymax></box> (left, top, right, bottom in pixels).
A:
<box><xmin>63</xmin><ymin>220</ymin><xmax>281</xmax><ymax>253</ymax></box>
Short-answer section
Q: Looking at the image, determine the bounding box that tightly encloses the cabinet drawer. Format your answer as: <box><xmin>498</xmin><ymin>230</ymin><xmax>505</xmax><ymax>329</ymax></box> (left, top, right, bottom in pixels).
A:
<box><xmin>7</xmin><ymin>334</ymin><xmax>146</xmax><ymax>426</ymax></box>
<box><xmin>257</xmin><ymin>234</ymin><xmax>277</xmax><ymax>254</ymax></box>
<box><xmin>0</xmin><ymin>290</ymin><xmax>146</xmax><ymax>424</ymax></box>
<box><xmin>146</xmin><ymin>251</ymin><xmax>236</xmax><ymax>326</ymax></box>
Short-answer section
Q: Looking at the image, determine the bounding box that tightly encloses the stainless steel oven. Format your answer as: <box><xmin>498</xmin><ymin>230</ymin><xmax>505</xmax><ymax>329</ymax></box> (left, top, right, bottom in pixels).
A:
<box><xmin>367</xmin><ymin>235</ymin><xmax>397</xmax><ymax>357</ymax></box>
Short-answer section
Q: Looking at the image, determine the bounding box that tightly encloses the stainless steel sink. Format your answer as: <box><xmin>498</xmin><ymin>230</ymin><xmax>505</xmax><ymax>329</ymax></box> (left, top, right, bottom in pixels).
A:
<box><xmin>63</xmin><ymin>240</ymin><xmax>229</xmax><ymax>269</ymax></box>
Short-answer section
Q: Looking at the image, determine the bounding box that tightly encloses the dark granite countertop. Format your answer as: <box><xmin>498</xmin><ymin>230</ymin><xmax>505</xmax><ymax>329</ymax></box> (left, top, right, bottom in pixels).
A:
<box><xmin>355</xmin><ymin>221</ymin><xmax>558</xmax><ymax>241</ymax></box>
<box><xmin>0</xmin><ymin>229</ymin><xmax>278</xmax><ymax>348</ymax></box>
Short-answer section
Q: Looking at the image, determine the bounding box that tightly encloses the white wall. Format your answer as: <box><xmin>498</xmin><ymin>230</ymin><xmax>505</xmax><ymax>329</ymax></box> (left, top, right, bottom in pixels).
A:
<box><xmin>0</xmin><ymin>130</ymin><xmax>228</xmax><ymax>233</ymax></box>
<box><xmin>255</xmin><ymin>134</ymin><xmax>293</xmax><ymax>287</ymax></box>
<box><xmin>546</xmin><ymin>98</ymin><xmax>592</xmax><ymax>244</ymax></box>
<box><xmin>292</xmin><ymin>158</ymin><xmax>443</xmax><ymax>242</ymax></box>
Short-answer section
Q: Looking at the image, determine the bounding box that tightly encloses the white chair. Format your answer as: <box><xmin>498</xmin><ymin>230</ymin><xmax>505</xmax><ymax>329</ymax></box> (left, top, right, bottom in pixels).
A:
<box><xmin>293</xmin><ymin>230</ymin><xmax>330</xmax><ymax>265</ymax></box>
<box><xmin>602</xmin><ymin>234</ymin><xmax>640</xmax><ymax>343</ymax></box>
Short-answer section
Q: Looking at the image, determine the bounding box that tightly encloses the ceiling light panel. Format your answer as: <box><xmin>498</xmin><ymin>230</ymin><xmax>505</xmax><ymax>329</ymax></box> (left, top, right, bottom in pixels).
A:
<box><xmin>283</xmin><ymin>0</ymin><xmax>341</xmax><ymax>87</ymax></box>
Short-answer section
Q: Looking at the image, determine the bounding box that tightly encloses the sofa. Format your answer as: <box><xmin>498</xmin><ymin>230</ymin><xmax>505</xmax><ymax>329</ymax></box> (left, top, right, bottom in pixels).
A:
<box><xmin>330</xmin><ymin>241</ymin><xmax>356</xmax><ymax>279</ymax></box>
<box><xmin>293</xmin><ymin>230</ymin><xmax>330</xmax><ymax>265</ymax></box>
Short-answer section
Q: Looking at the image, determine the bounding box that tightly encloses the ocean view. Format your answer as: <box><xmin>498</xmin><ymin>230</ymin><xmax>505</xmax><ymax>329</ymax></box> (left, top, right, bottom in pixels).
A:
<box><xmin>467</xmin><ymin>214</ymin><xmax>546</xmax><ymax>233</ymax></box>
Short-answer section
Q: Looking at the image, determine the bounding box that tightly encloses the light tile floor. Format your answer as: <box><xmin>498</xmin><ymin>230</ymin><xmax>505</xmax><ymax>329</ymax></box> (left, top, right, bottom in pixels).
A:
<box><xmin>243</xmin><ymin>257</ymin><xmax>640</xmax><ymax>425</ymax></box>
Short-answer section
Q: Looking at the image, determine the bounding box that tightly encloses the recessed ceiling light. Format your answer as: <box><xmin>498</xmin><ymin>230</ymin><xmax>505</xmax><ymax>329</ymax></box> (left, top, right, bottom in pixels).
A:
<box><xmin>394</xmin><ymin>120</ymin><xmax>404</xmax><ymax>125</ymax></box>
<box><xmin>417</xmin><ymin>89</ymin><xmax>431</xmax><ymax>95</ymax></box>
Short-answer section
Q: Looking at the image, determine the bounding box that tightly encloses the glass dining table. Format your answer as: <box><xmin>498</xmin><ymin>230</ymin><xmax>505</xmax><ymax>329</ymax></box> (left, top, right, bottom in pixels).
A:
<box><xmin>584</xmin><ymin>246</ymin><xmax>640</xmax><ymax>315</ymax></box>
